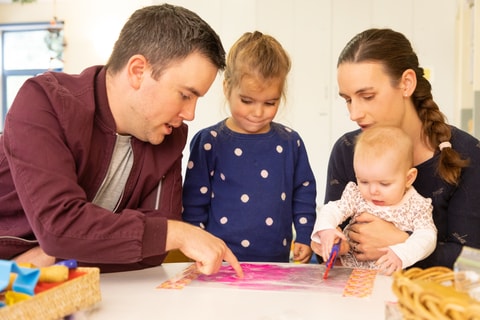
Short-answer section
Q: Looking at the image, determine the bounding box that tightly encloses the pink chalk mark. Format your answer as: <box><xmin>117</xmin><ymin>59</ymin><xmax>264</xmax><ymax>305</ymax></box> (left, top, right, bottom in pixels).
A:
<box><xmin>193</xmin><ymin>263</ymin><xmax>352</xmax><ymax>293</ymax></box>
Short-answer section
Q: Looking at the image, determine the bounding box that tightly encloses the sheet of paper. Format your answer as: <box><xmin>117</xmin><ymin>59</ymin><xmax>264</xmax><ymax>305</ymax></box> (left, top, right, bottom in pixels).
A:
<box><xmin>158</xmin><ymin>263</ymin><xmax>375</xmax><ymax>297</ymax></box>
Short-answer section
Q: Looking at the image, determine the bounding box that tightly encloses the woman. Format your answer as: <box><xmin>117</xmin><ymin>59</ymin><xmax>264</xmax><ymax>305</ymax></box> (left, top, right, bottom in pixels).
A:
<box><xmin>314</xmin><ymin>28</ymin><xmax>480</xmax><ymax>269</ymax></box>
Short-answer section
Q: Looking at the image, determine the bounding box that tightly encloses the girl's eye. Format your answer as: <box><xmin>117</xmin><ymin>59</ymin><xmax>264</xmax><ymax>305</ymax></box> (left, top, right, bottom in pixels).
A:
<box><xmin>363</xmin><ymin>95</ymin><xmax>374</xmax><ymax>100</ymax></box>
<box><xmin>241</xmin><ymin>98</ymin><xmax>252</xmax><ymax>104</ymax></box>
<box><xmin>265</xmin><ymin>101</ymin><xmax>276</xmax><ymax>106</ymax></box>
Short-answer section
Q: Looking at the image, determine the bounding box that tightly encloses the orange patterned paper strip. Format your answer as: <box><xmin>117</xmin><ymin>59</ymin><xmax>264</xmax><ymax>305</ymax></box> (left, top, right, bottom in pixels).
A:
<box><xmin>156</xmin><ymin>264</ymin><xmax>200</xmax><ymax>289</ymax></box>
<box><xmin>342</xmin><ymin>268</ymin><xmax>377</xmax><ymax>297</ymax></box>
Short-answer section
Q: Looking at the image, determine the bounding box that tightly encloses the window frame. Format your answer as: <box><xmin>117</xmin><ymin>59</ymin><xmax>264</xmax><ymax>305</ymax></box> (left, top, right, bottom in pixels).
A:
<box><xmin>0</xmin><ymin>21</ymin><xmax>64</xmax><ymax>131</ymax></box>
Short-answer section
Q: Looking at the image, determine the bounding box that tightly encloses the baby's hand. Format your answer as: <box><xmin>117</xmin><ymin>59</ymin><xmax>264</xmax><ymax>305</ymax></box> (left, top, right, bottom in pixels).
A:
<box><xmin>375</xmin><ymin>247</ymin><xmax>402</xmax><ymax>275</ymax></box>
<box><xmin>317</xmin><ymin>229</ymin><xmax>346</xmax><ymax>262</ymax></box>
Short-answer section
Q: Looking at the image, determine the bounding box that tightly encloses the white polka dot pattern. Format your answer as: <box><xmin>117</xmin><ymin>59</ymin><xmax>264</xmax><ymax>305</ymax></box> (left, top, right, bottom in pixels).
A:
<box><xmin>182</xmin><ymin>122</ymin><xmax>316</xmax><ymax>262</ymax></box>
<box><xmin>241</xmin><ymin>240</ymin><xmax>250</xmax><ymax>248</ymax></box>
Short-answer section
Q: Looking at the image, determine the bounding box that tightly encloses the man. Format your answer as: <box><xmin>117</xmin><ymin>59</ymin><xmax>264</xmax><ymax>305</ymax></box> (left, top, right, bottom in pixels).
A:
<box><xmin>0</xmin><ymin>4</ymin><xmax>243</xmax><ymax>276</ymax></box>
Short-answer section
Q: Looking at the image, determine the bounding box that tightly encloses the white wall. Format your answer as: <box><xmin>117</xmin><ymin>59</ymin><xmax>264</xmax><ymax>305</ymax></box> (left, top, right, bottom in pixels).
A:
<box><xmin>0</xmin><ymin>0</ymin><xmax>461</xmax><ymax>204</ymax></box>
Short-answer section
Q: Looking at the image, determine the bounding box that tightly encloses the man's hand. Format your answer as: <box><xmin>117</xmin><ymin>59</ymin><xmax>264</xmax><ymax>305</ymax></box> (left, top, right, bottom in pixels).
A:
<box><xmin>166</xmin><ymin>220</ymin><xmax>244</xmax><ymax>278</ymax></box>
<box><xmin>348</xmin><ymin>212</ymin><xmax>408</xmax><ymax>261</ymax></box>
<box><xmin>13</xmin><ymin>246</ymin><xmax>55</xmax><ymax>267</ymax></box>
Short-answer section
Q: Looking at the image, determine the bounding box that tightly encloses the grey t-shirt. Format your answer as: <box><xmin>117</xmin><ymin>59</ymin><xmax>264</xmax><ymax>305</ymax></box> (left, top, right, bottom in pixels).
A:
<box><xmin>92</xmin><ymin>134</ymin><xmax>133</xmax><ymax>212</ymax></box>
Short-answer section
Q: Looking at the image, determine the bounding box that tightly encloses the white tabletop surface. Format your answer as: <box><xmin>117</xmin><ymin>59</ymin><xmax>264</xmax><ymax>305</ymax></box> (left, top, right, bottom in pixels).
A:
<box><xmin>85</xmin><ymin>262</ymin><xmax>398</xmax><ymax>320</ymax></box>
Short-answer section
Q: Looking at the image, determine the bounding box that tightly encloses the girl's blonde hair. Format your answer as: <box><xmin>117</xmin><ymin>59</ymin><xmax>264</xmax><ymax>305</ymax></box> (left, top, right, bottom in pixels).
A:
<box><xmin>223</xmin><ymin>31</ymin><xmax>291</xmax><ymax>101</ymax></box>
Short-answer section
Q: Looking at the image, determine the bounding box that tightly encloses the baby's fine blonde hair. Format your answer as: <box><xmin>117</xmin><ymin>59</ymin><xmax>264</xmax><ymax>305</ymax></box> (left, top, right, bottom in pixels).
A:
<box><xmin>354</xmin><ymin>126</ymin><xmax>414</xmax><ymax>169</ymax></box>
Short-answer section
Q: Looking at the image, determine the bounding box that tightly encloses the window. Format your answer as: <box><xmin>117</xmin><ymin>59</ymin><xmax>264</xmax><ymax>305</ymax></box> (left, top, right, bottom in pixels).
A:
<box><xmin>0</xmin><ymin>21</ymin><xmax>65</xmax><ymax>131</ymax></box>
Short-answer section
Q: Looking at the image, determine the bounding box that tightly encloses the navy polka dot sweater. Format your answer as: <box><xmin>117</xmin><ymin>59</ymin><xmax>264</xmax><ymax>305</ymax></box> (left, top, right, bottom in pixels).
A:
<box><xmin>182</xmin><ymin>120</ymin><xmax>317</xmax><ymax>262</ymax></box>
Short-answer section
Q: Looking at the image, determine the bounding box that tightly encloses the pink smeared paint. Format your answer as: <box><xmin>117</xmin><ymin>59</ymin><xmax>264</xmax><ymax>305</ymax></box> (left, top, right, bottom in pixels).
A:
<box><xmin>193</xmin><ymin>263</ymin><xmax>352</xmax><ymax>292</ymax></box>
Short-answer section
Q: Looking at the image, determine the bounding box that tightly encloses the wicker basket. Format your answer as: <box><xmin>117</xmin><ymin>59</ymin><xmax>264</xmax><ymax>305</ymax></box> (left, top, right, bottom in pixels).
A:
<box><xmin>392</xmin><ymin>267</ymin><xmax>480</xmax><ymax>320</ymax></box>
<box><xmin>0</xmin><ymin>267</ymin><xmax>101</xmax><ymax>320</ymax></box>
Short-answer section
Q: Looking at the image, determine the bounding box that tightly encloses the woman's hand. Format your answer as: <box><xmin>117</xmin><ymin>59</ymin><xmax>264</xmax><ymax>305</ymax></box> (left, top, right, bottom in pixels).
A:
<box><xmin>348</xmin><ymin>212</ymin><xmax>409</xmax><ymax>261</ymax></box>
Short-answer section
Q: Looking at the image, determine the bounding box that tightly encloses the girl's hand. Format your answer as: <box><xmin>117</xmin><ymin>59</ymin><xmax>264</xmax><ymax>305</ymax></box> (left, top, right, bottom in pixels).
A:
<box><xmin>292</xmin><ymin>242</ymin><xmax>313</xmax><ymax>263</ymax></box>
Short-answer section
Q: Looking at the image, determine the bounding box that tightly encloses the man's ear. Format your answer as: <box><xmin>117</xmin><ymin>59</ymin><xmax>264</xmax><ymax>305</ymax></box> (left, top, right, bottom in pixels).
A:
<box><xmin>401</xmin><ymin>69</ymin><xmax>417</xmax><ymax>97</ymax></box>
<box><xmin>406</xmin><ymin>167</ymin><xmax>418</xmax><ymax>188</ymax></box>
<box><xmin>127</xmin><ymin>54</ymin><xmax>148</xmax><ymax>89</ymax></box>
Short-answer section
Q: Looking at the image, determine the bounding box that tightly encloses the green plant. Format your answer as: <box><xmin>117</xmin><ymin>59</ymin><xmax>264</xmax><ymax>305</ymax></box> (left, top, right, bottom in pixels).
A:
<box><xmin>12</xmin><ymin>0</ymin><xmax>37</xmax><ymax>3</ymax></box>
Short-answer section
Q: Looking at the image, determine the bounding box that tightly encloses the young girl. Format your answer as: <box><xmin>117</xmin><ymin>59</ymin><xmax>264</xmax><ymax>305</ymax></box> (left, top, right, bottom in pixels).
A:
<box><xmin>311</xmin><ymin>126</ymin><xmax>437</xmax><ymax>275</ymax></box>
<box><xmin>182</xmin><ymin>31</ymin><xmax>316</xmax><ymax>263</ymax></box>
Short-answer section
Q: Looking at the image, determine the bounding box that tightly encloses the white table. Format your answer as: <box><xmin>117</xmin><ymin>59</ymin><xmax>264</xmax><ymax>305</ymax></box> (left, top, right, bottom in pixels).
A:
<box><xmin>85</xmin><ymin>262</ymin><xmax>398</xmax><ymax>320</ymax></box>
